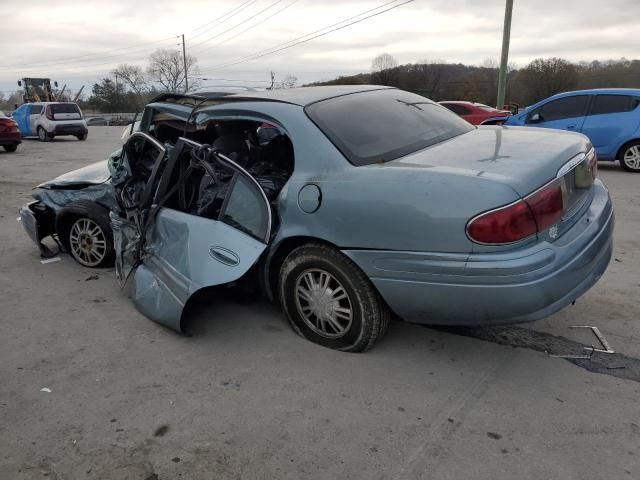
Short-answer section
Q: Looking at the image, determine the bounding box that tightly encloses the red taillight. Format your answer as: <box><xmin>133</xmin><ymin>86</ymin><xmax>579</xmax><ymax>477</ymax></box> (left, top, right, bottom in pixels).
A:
<box><xmin>467</xmin><ymin>179</ymin><xmax>565</xmax><ymax>244</ymax></box>
<box><xmin>467</xmin><ymin>200</ymin><xmax>537</xmax><ymax>244</ymax></box>
<box><xmin>525</xmin><ymin>179</ymin><xmax>564</xmax><ymax>232</ymax></box>
<box><xmin>0</xmin><ymin>118</ymin><xmax>18</xmax><ymax>132</ymax></box>
<box><xmin>45</xmin><ymin>106</ymin><xmax>54</xmax><ymax>120</ymax></box>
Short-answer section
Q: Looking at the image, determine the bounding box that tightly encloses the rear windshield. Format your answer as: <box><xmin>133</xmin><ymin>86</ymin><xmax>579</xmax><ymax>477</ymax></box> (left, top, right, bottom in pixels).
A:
<box><xmin>305</xmin><ymin>89</ymin><xmax>474</xmax><ymax>165</ymax></box>
<box><xmin>51</xmin><ymin>103</ymin><xmax>81</xmax><ymax>114</ymax></box>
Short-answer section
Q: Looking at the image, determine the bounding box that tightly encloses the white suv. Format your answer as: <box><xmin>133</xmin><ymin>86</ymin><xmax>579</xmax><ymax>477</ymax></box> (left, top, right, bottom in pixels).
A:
<box><xmin>11</xmin><ymin>102</ymin><xmax>88</xmax><ymax>142</ymax></box>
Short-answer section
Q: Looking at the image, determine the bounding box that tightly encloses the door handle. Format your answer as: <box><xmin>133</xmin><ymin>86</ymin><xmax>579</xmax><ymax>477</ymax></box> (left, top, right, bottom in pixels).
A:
<box><xmin>567</xmin><ymin>125</ymin><xmax>576</xmax><ymax>129</ymax></box>
<box><xmin>209</xmin><ymin>246</ymin><xmax>240</xmax><ymax>266</ymax></box>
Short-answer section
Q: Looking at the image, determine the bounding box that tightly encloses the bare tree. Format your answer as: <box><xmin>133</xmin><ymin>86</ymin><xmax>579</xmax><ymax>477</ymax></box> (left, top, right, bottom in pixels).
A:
<box><xmin>371</xmin><ymin>53</ymin><xmax>398</xmax><ymax>72</ymax></box>
<box><xmin>517</xmin><ymin>57</ymin><xmax>578</xmax><ymax>104</ymax></box>
<box><xmin>112</xmin><ymin>64</ymin><xmax>148</xmax><ymax>97</ymax></box>
<box><xmin>274</xmin><ymin>74</ymin><xmax>298</xmax><ymax>89</ymax></box>
<box><xmin>147</xmin><ymin>49</ymin><xmax>200</xmax><ymax>93</ymax></box>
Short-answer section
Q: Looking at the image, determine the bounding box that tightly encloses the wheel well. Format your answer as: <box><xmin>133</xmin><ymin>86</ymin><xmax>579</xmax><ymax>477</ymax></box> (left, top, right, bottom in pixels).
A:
<box><xmin>265</xmin><ymin>236</ymin><xmax>340</xmax><ymax>302</ymax></box>
<box><xmin>616</xmin><ymin>138</ymin><xmax>640</xmax><ymax>160</ymax></box>
<box><xmin>54</xmin><ymin>201</ymin><xmax>110</xmax><ymax>250</ymax></box>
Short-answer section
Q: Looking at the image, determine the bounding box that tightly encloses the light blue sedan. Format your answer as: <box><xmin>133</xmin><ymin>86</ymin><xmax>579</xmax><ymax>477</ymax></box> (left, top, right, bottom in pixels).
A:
<box><xmin>505</xmin><ymin>88</ymin><xmax>640</xmax><ymax>172</ymax></box>
<box><xmin>107</xmin><ymin>86</ymin><xmax>613</xmax><ymax>352</ymax></box>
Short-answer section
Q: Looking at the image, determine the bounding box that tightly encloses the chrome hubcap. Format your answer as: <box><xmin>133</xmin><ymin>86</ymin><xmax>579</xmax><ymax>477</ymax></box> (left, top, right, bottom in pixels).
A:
<box><xmin>623</xmin><ymin>145</ymin><xmax>640</xmax><ymax>170</ymax></box>
<box><xmin>69</xmin><ymin>218</ymin><xmax>107</xmax><ymax>267</ymax></box>
<box><xmin>295</xmin><ymin>269</ymin><xmax>353</xmax><ymax>338</ymax></box>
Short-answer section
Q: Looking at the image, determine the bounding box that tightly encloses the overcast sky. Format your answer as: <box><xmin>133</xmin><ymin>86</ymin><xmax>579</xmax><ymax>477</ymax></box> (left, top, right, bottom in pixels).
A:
<box><xmin>1</xmin><ymin>0</ymin><xmax>638</xmax><ymax>95</ymax></box>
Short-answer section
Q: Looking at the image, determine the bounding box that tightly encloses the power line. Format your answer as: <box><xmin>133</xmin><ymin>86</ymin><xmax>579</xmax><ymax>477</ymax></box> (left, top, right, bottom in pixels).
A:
<box><xmin>0</xmin><ymin>36</ymin><xmax>178</xmax><ymax>71</ymax></box>
<box><xmin>190</xmin><ymin>0</ymin><xmax>286</xmax><ymax>49</ymax></box>
<box><xmin>200</xmin><ymin>0</ymin><xmax>413</xmax><ymax>73</ymax></box>
<box><xmin>193</xmin><ymin>0</ymin><xmax>299</xmax><ymax>52</ymax></box>
<box><xmin>190</xmin><ymin>0</ymin><xmax>258</xmax><ymax>39</ymax></box>
<box><xmin>198</xmin><ymin>0</ymin><xmax>402</xmax><ymax>70</ymax></box>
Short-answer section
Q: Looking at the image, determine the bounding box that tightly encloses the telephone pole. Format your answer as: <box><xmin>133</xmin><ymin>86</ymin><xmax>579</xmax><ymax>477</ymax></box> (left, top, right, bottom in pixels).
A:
<box><xmin>181</xmin><ymin>34</ymin><xmax>189</xmax><ymax>92</ymax></box>
<box><xmin>496</xmin><ymin>0</ymin><xmax>513</xmax><ymax>109</ymax></box>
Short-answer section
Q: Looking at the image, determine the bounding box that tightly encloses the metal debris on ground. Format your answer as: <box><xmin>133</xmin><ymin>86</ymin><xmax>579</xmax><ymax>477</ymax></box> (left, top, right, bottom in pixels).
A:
<box><xmin>548</xmin><ymin>325</ymin><xmax>615</xmax><ymax>359</ymax></box>
<box><xmin>40</xmin><ymin>257</ymin><xmax>61</xmax><ymax>265</ymax></box>
<box><xmin>40</xmin><ymin>387</ymin><xmax>52</xmax><ymax>393</ymax></box>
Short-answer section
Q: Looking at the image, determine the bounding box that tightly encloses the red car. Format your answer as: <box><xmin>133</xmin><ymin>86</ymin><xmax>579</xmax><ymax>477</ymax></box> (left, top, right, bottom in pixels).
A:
<box><xmin>439</xmin><ymin>101</ymin><xmax>512</xmax><ymax>125</ymax></box>
<box><xmin>0</xmin><ymin>111</ymin><xmax>21</xmax><ymax>152</ymax></box>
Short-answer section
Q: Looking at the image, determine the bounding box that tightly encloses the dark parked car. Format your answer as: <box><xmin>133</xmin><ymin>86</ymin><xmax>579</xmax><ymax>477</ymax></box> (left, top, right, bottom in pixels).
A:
<box><xmin>0</xmin><ymin>111</ymin><xmax>21</xmax><ymax>152</ymax></box>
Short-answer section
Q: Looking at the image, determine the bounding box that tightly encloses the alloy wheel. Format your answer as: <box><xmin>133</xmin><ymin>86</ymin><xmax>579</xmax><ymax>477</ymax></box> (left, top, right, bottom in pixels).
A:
<box><xmin>623</xmin><ymin>145</ymin><xmax>640</xmax><ymax>171</ymax></box>
<box><xmin>69</xmin><ymin>218</ymin><xmax>107</xmax><ymax>267</ymax></box>
<box><xmin>294</xmin><ymin>268</ymin><xmax>353</xmax><ymax>338</ymax></box>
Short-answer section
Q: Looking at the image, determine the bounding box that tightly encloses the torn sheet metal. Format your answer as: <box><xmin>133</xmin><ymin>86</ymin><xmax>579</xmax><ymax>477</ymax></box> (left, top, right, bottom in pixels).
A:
<box><xmin>34</xmin><ymin>183</ymin><xmax>116</xmax><ymax>212</ymax></box>
<box><xmin>131</xmin><ymin>208</ymin><xmax>267</xmax><ymax>332</ymax></box>
<box><xmin>112</xmin><ymin>137</ymin><xmax>270</xmax><ymax>333</ymax></box>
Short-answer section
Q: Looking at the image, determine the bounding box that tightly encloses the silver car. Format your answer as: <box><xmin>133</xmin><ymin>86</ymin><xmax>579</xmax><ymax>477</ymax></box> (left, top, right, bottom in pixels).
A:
<box><xmin>75</xmin><ymin>87</ymin><xmax>616</xmax><ymax>352</ymax></box>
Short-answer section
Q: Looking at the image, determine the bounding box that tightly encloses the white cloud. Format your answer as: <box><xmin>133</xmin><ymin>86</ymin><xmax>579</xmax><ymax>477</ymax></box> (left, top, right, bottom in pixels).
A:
<box><xmin>1</xmin><ymin>0</ymin><xmax>637</xmax><ymax>94</ymax></box>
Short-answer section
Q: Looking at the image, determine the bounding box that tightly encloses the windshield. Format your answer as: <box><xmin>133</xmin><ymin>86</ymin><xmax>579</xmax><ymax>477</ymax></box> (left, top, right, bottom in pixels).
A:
<box><xmin>305</xmin><ymin>89</ymin><xmax>474</xmax><ymax>166</ymax></box>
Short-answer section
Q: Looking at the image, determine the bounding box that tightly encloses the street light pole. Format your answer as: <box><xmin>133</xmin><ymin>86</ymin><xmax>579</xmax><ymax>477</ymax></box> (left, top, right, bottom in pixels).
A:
<box><xmin>496</xmin><ymin>0</ymin><xmax>513</xmax><ymax>109</ymax></box>
<box><xmin>182</xmin><ymin>34</ymin><xmax>189</xmax><ymax>92</ymax></box>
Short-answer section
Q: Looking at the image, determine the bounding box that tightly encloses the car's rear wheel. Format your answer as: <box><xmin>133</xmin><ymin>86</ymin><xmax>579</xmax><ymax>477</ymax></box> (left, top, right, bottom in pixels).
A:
<box><xmin>37</xmin><ymin>127</ymin><xmax>51</xmax><ymax>142</ymax></box>
<box><xmin>56</xmin><ymin>201</ymin><xmax>114</xmax><ymax>268</ymax></box>
<box><xmin>3</xmin><ymin>144</ymin><xmax>17</xmax><ymax>152</ymax></box>
<box><xmin>279</xmin><ymin>243</ymin><xmax>390</xmax><ymax>352</ymax></box>
<box><xmin>620</xmin><ymin>141</ymin><xmax>640</xmax><ymax>172</ymax></box>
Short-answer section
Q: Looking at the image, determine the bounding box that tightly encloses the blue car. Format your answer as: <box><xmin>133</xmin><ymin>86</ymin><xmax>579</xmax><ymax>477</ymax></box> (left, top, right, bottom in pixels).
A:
<box><xmin>103</xmin><ymin>86</ymin><xmax>613</xmax><ymax>352</ymax></box>
<box><xmin>505</xmin><ymin>88</ymin><xmax>640</xmax><ymax>172</ymax></box>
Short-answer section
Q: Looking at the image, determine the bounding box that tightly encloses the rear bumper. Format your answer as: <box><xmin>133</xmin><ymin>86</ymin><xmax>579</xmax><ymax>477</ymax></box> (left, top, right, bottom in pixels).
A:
<box><xmin>51</xmin><ymin>125</ymin><xmax>87</xmax><ymax>136</ymax></box>
<box><xmin>343</xmin><ymin>180</ymin><xmax>614</xmax><ymax>326</ymax></box>
<box><xmin>0</xmin><ymin>132</ymin><xmax>21</xmax><ymax>145</ymax></box>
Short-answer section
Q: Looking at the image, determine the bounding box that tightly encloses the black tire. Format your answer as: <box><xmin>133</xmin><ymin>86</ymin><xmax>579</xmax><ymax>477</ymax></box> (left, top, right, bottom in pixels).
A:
<box><xmin>279</xmin><ymin>243</ymin><xmax>390</xmax><ymax>352</ymax></box>
<box><xmin>77</xmin><ymin>133</ymin><xmax>87</xmax><ymax>141</ymax></box>
<box><xmin>3</xmin><ymin>144</ymin><xmax>17</xmax><ymax>152</ymax></box>
<box><xmin>56</xmin><ymin>200</ymin><xmax>115</xmax><ymax>268</ymax></box>
<box><xmin>619</xmin><ymin>140</ymin><xmax>640</xmax><ymax>173</ymax></box>
<box><xmin>37</xmin><ymin>127</ymin><xmax>51</xmax><ymax>142</ymax></box>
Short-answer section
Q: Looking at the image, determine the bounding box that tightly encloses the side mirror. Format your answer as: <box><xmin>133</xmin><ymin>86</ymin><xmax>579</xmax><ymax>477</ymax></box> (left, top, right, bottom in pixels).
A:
<box><xmin>17</xmin><ymin>80</ymin><xmax>22</xmax><ymax>87</ymax></box>
<box><xmin>529</xmin><ymin>113</ymin><xmax>541</xmax><ymax>123</ymax></box>
<box><xmin>54</xmin><ymin>81</ymin><xmax>59</xmax><ymax>88</ymax></box>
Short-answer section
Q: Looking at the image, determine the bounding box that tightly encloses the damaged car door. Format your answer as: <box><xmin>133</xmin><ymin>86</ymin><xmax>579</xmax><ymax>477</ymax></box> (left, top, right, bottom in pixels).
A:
<box><xmin>113</xmin><ymin>136</ymin><xmax>272</xmax><ymax>332</ymax></box>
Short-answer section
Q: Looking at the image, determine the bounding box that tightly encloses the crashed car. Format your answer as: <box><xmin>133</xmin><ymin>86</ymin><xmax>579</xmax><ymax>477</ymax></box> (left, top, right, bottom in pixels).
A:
<box><xmin>107</xmin><ymin>85</ymin><xmax>613</xmax><ymax>352</ymax></box>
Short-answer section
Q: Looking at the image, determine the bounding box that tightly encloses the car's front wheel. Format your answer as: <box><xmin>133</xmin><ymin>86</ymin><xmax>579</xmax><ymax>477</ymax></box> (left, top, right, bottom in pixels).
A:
<box><xmin>279</xmin><ymin>243</ymin><xmax>390</xmax><ymax>352</ymax></box>
<box><xmin>3</xmin><ymin>144</ymin><xmax>17</xmax><ymax>152</ymax></box>
<box><xmin>77</xmin><ymin>133</ymin><xmax>87</xmax><ymax>141</ymax></box>
<box><xmin>620</xmin><ymin>141</ymin><xmax>640</xmax><ymax>172</ymax></box>
<box><xmin>56</xmin><ymin>201</ymin><xmax>114</xmax><ymax>268</ymax></box>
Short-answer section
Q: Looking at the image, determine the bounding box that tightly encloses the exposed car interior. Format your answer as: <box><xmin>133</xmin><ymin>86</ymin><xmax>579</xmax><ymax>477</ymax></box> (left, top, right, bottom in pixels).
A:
<box><xmin>127</xmin><ymin>112</ymin><xmax>294</xmax><ymax>238</ymax></box>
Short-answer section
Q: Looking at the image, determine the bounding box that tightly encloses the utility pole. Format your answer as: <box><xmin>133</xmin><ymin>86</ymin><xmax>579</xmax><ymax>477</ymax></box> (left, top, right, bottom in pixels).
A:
<box><xmin>269</xmin><ymin>71</ymin><xmax>275</xmax><ymax>90</ymax></box>
<box><xmin>181</xmin><ymin>34</ymin><xmax>189</xmax><ymax>92</ymax></box>
<box><xmin>496</xmin><ymin>0</ymin><xmax>513</xmax><ymax>109</ymax></box>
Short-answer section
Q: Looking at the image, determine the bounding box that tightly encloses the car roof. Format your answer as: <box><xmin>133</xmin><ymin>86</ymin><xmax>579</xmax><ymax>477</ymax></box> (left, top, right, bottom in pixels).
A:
<box><xmin>550</xmin><ymin>88</ymin><xmax>640</xmax><ymax>98</ymax></box>
<box><xmin>165</xmin><ymin>85</ymin><xmax>395</xmax><ymax>107</ymax></box>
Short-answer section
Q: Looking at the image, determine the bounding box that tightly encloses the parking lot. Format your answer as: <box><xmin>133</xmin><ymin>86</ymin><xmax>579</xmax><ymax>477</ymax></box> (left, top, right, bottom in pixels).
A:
<box><xmin>0</xmin><ymin>127</ymin><xmax>639</xmax><ymax>479</ymax></box>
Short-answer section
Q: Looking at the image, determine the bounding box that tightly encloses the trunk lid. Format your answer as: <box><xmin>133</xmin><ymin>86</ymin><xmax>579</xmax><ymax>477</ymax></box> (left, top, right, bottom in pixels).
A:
<box><xmin>384</xmin><ymin>125</ymin><xmax>592</xmax><ymax>197</ymax></box>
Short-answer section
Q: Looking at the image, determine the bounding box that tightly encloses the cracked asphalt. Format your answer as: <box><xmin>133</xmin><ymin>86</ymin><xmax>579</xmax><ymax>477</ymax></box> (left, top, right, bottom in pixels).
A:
<box><xmin>1</xmin><ymin>127</ymin><xmax>639</xmax><ymax>479</ymax></box>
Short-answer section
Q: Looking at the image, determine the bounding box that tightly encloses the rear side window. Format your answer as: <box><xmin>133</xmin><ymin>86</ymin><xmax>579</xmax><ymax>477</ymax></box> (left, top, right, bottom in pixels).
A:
<box><xmin>29</xmin><ymin>105</ymin><xmax>43</xmax><ymax>115</ymax></box>
<box><xmin>590</xmin><ymin>95</ymin><xmax>639</xmax><ymax>115</ymax></box>
<box><xmin>442</xmin><ymin>103</ymin><xmax>471</xmax><ymax>115</ymax></box>
<box><xmin>537</xmin><ymin>95</ymin><xmax>588</xmax><ymax>122</ymax></box>
<box><xmin>51</xmin><ymin>103</ymin><xmax>81</xmax><ymax>114</ymax></box>
<box><xmin>306</xmin><ymin>89</ymin><xmax>474</xmax><ymax>165</ymax></box>
<box><xmin>221</xmin><ymin>175</ymin><xmax>268</xmax><ymax>240</ymax></box>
